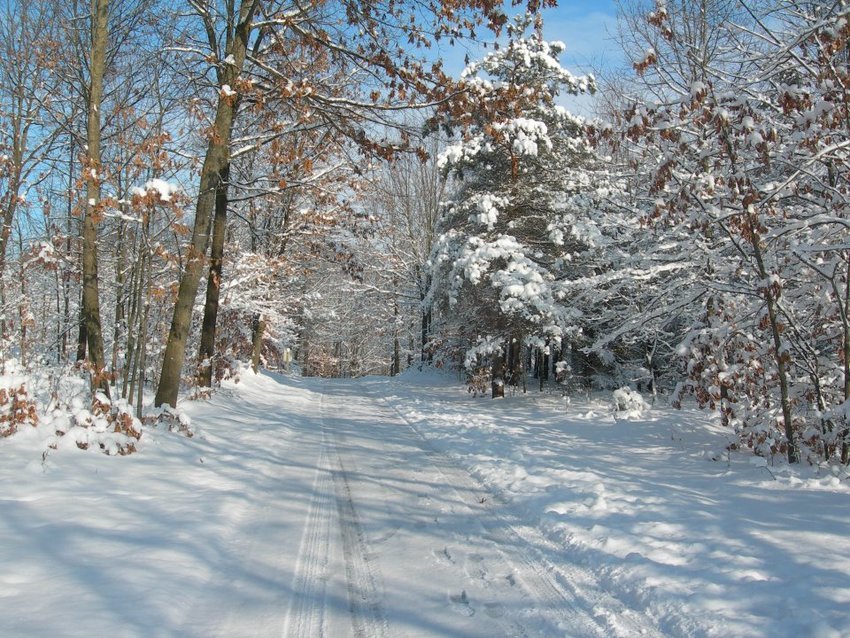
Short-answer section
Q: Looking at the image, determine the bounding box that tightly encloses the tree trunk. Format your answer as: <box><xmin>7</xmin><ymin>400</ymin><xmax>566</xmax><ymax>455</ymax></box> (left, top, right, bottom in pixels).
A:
<box><xmin>17</xmin><ymin>261</ymin><xmax>27</xmax><ymax>368</ymax></box>
<box><xmin>843</xmin><ymin>258</ymin><xmax>850</xmax><ymax>463</ymax></box>
<box><xmin>0</xmin><ymin>171</ymin><xmax>21</xmax><ymax>286</ymax></box>
<box><xmin>491</xmin><ymin>344</ymin><xmax>505</xmax><ymax>398</ymax></box>
<box><xmin>61</xmin><ymin>138</ymin><xmax>75</xmax><ymax>362</ymax></box>
<box><xmin>197</xmin><ymin>162</ymin><xmax>230</xmax><ymax>388</ymax></box>
<box><xmin>301</xmin><ymin>338</ymin><xmax>309</xmax><ymax>376</ymax></box>
<box><xmin>506</xmin><ymin>334</ymin><xmax>523</xmax><ymax>386</ymax></box>
<box><xmin>747</xmin><ymin>214</ymin><xmax>799</xmax><ymax>463</ymax></box>
<box><xmin>420</xmin><ymin>306</ymin><xmax>431</xmax><ymax>365</ymax></box>
<box><xmin>111</xmin><ymin>220</ymin><xmax>127</xmax><ymax>386</ymax></box>
<box><xmin>123</xmin><ymin>244</ymin><xmax>144</xmax><ymax>399</ymax></box>
<box><xmin>154</xmin><ymin>0</ymin><xmax>258</xmax><ymax>408</ymax></box>
<box><xmin>251</xmin><ymin>313</ymin><xmax>265</xmax><ymax>373</ymax></box>
<box><xmin>534</xmin><ymin>348</ymin><xmax>543</xmax><ymax>392</ymax></box>
<box><xmin>154</xmin><ymin>143</ymin><xmax>228</xmax><ymax>406</ymax></box>
<box><xmin>392</xmin><ymin>294</ymin><xmax>401</xmax><ymax>375</ymax></box>
<box><xmin>0</xmin><ymin>48</ymin><xmax>28</xmax><ymax>294</ymax></box>
<box><xmin>76</xmin><ymin>316</ymin><xmax>88</xmax><ymax>362</ymax></box>
<box><xmin>536</xmin><ymin>343</ymin><xmax>551</xmax><ymax>392</ymax></box>
<box><xmin>81</xmin><ymin>0</ymin><xmax>111</xmax><ymax>398</ymax></box>
<box><xmin>135</xmin><ymin>291</ymin><xmax>150</xmax><ymax>419</ymax></box>
<box><xmin>419</xmin><ymin>274</ymin><xmax>432</xmax><ymax>367</ymax></box>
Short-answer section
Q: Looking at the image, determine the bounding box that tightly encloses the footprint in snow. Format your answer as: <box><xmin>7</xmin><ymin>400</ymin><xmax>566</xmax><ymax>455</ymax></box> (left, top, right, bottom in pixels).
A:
<box><xmin>484</xmin><ymin>602</ymin><xmax>505</xmax><ymax>618</ymax></box>
<box><xmin>449</xmin><ymin>590</ymin><xmax>474</xmax><ymax>617</ymax></box>
<box><xmin>433</xmin><ymin>546</ymin><xmax>455</xmax><ymax>564</ymax></box>
<box><xmin>464</xmin><ymin>553</ymin><xmax>487</xmax><ymax>580</ymax></box>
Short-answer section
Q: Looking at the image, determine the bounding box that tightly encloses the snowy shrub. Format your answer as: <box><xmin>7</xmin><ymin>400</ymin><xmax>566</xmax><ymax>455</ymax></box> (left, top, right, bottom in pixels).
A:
<box><xmin>425</xmin><ymin>337</ymin><xmax>460</xmax><ymax>371</ymax></box>
<box><xmin>734</xmin><ymin>419</ymin><xmax>787</xmax><ymax>461</ymax></box>
<box><xmin>0</xmin><ymin>360</ymin><xmax>39</xmax><ymax>437</ymax></box>
<box><xmin>612</xmin><ymin>387</ymin><xmax>650</xmax><ymax>420</ymax></box>
<box><xmin>727</xmin><ymin>409</ymin><xmax>815</xmax><ymax>464</ymax></box>
<box><xmin>466</xmin><ymin>367</ymin><xmax>490</xmax><ymax>397</ymax></box>
<box><xmin>0</xmin><ymin>384</ymin><xmax>38</xmax><ymax>437</ymax></box>
<box><xmin>146</xmin><ymin>406</ymin><xmax>194</xmax><ymax>438</ymax></box>
<box><xmin>47</xmin><ymin>392</ymin><xmax>142</xmax><ymax>456</ymax></box>
<box><xmin>38</xmin><ymin>370</ymin><xmax>143</xmax><ymax>456</ymax></box>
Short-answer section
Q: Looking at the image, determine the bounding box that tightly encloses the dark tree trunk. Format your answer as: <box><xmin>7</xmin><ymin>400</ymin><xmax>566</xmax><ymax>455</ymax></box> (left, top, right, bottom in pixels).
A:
<box><xmin>76</xmin><ymin>318</ymin><xmax>87</xmax><ymax>362</ymax></box>
<box><xmin>111</xmin><ymin>221</ymin><xmax>127</xmax><ymax>386</ymax></box>
<box><xmin>420</xmin><ymin>305</ymin><xmax>431</xmax><ymax>366</ymax></box>
<box><xmin>122</xmin><ymin>247</ymin><xmax>142</xmax><ymax>399</ymax></box>
<box><xmin>392</xmin><ymin>335</ymin><xmax>401</xmax><ymax>376</ymax></box>
<box><xmin>134</xmin><ymin>291</ymin><xmax>150</xmax><ymax>419</ymax></box>
<box><xmin>391</xmin><ymin>292</ymin><xmax>400</xmax><ymax>375</ymax></box>
<box><xmin>81</xmin><ymin>0</ymin><xmax>111</xmax><ymax>399</ymax></box>
<box><xmin>506</xmin><ymin>334</ymin><xmax>523</xmax><ymax>386</ymax></box>
<box><xmin>62</xmin><ymin>139</ymin><xmax>75</xmax><ymax>363</ymax></box>
<box><xmin>491</xmin><ymin>347</ymin><xmax>505</xmax><ymax>398</ymax></box>
<box><xmin>842</xmin><ymin>260</ymin><xmax>850</xmax><ymax>464</ymax></box>
<box><xmin>419</xmin><ymin>273</ymin><xmax>432</xmax><ymax>367</ymax></box>
<box><xmin>155</xmin><ymin>0</ymin><xmax>259</xmax><ymax>408</ymax></box>
<box><xmin>197</xmin><ymin>162</ymin><xmax>230</xmax><ymax>388</ymax></box>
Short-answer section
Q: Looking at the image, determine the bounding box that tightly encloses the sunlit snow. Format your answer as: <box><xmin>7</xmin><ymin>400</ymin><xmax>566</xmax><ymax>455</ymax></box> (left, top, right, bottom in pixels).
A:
<box><xmin>1</xmin><ymin>369</ymin><xmax>848</xmax><ymax>637</ymax></box>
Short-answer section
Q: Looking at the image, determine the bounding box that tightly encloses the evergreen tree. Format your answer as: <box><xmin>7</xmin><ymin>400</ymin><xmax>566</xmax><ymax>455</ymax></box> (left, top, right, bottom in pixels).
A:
<box><xmin>428</xmin><ymin>14</ymin><xmax>598</xmax><ymax>392</ymax></box>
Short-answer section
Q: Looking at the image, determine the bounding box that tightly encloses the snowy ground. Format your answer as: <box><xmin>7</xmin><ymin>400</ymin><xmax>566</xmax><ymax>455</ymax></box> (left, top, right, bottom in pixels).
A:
<box><xmin>1</xmin><ymin>368</ymin><xmax>849</xmax><ymax>637</ymax></box>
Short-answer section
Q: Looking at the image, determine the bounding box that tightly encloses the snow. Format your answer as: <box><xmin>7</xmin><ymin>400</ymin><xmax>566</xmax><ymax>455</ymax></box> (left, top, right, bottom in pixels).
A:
<box><xmin>131</xmin><ymin>178</ymin><xmax>179</xmax><ymax>202</ymax></box>
<box><xmin>501</xmin><ymin>118</ymin><xmax>550</xmax><ymax>157</ymax></box>
<box><xmin>1</xmin><ymin>369</ymin><xmax>849</xmax><ymax>637</ymax></box>
<box><xmin>468</xmin><ymin>193</ymin><xmax>508</xmax><ymax>229</ymax></box>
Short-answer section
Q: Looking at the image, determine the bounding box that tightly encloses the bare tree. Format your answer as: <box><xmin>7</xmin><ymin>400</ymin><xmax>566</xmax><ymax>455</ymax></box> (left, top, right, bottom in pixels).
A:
<box><xmin>367</xmin><ymin>130</ymin><xmax>447</xmax><ymax>371</ymax></box>
<box><xmin>155</xmin><ymin>0</ymin><xmax>550</xmax><ymax>407</ymax></box>
<box><xmin>0</xmin><ymin>0</ymin><xmax>61</xmax><ymax>364</ymax></box>
<box><xmin>155</xmin><ymin>0</ymin><xmax>261</xmax><ymax>407</ymax></box>
<box><xmin>79</xmin><ymin>0</ymin><xmax>112</xmax><ymax>396</ymax></box>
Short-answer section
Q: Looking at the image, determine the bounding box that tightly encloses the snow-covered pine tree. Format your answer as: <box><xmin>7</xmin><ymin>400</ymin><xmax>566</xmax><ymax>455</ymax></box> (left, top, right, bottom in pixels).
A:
<box><xmin>428</xmin><ymin>13</ymin><xmax>599</xmax><ymax>395</ymax></box>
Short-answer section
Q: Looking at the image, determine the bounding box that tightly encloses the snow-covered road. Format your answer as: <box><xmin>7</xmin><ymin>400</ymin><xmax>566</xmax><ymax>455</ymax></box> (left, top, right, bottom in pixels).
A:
<box><xmin>278</xmin><ymin>379</ymin><xmax>649</xmax><ymax>637</ymax></box>
<box><xmin>2</xmin><ymin>369</ymin><xmax>849</xmax><ymax>637</ymax></box>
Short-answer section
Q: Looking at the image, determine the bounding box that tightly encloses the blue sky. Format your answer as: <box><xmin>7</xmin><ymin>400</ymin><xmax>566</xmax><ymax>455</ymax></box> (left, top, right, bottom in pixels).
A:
<box><xmin>435</xmin><ymin>0</ymin><xmax>626</xmax><ymax>115</ymax></box>
<box><xmin>543</xmin><ymin>0</ymin><xmax>623</xmax><ymax>73</ymax></box>
<box><xmin>445</xmin><ymin>0</ymin><xmax>623</xmax><ymax>73</ymax></box>
<box><xmin>543</xmin><ymin>0</ymin><xmax>624</xmax><ymax>115</ymax></box>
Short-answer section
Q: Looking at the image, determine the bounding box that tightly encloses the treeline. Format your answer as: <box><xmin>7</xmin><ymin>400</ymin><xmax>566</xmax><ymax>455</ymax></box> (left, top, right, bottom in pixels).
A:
<box><xmin>2</xmin><ymin>0</ymin><xmax>850</xmax><ymax>466</ymax></box>
<box><xmin>425</xmin><ymin>1</ymin><xmax>850</xmax><ymax>466</ymax></box>
<box><xmin>0</xmin><ymin>0</ymin><xmax>530</xmax><ymax>414</ymax></box>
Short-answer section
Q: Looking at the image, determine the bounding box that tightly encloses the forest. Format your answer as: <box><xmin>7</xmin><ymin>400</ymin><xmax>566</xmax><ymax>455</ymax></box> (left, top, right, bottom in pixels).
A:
<box><xmin>1</xmin><ymin>0</ymin><xmax>850</xmax><ymax>467</ymax></box>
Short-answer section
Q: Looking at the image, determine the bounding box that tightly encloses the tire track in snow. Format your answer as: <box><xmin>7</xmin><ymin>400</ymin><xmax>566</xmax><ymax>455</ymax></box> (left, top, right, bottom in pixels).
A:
<box><xmin>282</xmin><ymin>441</ymin><xmax>335</xmax><ymax>638</ymax></box>
<box><xmin>375</xmin><ymin>391</ymin><xmax>667</xmax><ymax>638</ymax></box>
<box><xmin>324</xmin><ymin>426</ymin><xmax>388</xmax><ymax>638</ymax></box>
<box><xmin>283</xmin><ymin>393</ymin><xmax>388</xmax><ymax>638</ymax></box>
<box><xmin>290</xmin><ymin>393</ymin><xmax>388</xmax><ymax>638</ymax></box>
